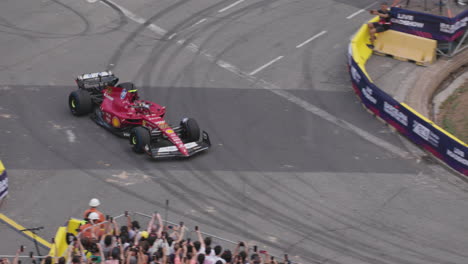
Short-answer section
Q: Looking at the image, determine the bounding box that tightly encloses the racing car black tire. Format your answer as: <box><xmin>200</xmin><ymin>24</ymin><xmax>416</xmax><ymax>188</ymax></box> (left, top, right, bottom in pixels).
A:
<box><xmin>116</xmin><ymin>82</ymin><xmax>135</xmax><ymax>90</ymax></box>
<box><xmin>181</xmin><ymin>118</ymin><xmax>200</xmax><ymax>142</ymax></box>
<box><xmin>69</xmin><ymin>90</ymin><xmax>92</xmax><ymax>116</ymax></box>
<box><xmin>130</xmin><ymin>126</ymin><xmax>151</xmax><ymax>154</ymax></box>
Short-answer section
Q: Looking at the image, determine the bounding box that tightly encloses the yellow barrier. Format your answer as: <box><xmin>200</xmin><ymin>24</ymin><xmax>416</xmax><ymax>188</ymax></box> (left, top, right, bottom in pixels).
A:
<box><xmin>0</xmin><ymin>160</ymin><xmax>5</xmax><ymax>173</ymax></box>
<box><xmin>67</xmin><ymin>218</ymin><xmax>82</xmax><ymax>234</ymax></box>
<box><xmin>48</xmin><ymin>227</ymin><xmax>67</xmax><ymax>257</ymax></box>
<box><xmin>350</xmin><ymin>17</ymin><xmax>467</xmax><ymax>148</ymax></box>
<box><xmin>350</xmin><ymin>17</ymin><xmax>379</xmax><ymax>80</ymax></box>
<box><xmin>48</xmin><ymin>218</ymin><xmax>83</xmax><ymax>258</ymax></box>
<box><xmin>350</xmin><ymin>15</ymin><xmax>468</xmax><ymax>174</ymax></box>
<box><xmin>374</xmin><ymin>30</ymin><xmax>437</xmax><ymax>66</ymax></box>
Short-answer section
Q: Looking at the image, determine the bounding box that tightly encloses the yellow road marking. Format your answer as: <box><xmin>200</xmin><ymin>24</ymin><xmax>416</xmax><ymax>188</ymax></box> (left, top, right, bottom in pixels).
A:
<box><xmin>0</xmin><ymin>213</ymin><xmax>52</xmax><ymax>249</ymax></box>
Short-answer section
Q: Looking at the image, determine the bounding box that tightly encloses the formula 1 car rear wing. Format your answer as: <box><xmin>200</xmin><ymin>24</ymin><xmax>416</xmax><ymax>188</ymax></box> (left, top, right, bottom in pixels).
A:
<box><xmin>76</xmin><ymin>71</ymin><xmax>119</xmax><ymax>91</ymax></box>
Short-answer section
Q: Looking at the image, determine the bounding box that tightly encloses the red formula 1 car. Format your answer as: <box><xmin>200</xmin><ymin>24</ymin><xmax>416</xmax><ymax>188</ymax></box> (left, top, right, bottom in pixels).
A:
<box><xmin>67</xmin><ymin>71</ymin><xmax>210</xmax><ymax>158</ymax></box>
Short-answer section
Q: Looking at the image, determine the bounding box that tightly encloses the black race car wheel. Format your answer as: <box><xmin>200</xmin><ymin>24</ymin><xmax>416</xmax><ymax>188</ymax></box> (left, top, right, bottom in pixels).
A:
<box><xmin>130</xmin><ymin>126</ymin><xmax>150</xmax><ymax>154</ymax></box>
<box><xmin>69</xmin><ymin>90</ymin><xmax>92</xmax><ymax>116</ymax></box>
<box><xmin>181</xmin><ymin>118</ymin><xmax>200</xmax><ymax>142</ymax></box>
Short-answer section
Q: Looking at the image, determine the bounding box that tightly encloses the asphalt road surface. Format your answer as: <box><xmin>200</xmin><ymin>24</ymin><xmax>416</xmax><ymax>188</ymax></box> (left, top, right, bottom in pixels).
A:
<box><xmin>1</xmin><ymin>0</ymin><xmax>468</xmax><ymax>263</ymax></box>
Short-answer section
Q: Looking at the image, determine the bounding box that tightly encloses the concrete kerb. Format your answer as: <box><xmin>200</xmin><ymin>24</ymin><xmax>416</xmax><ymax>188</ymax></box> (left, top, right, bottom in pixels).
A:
<box><xmin>404</xmin><ymin>48</ymin><xmax>468</xmax><ymax>118</ymax></box>
<box><xmin>433</xmin><ymin>70</ymin><xmax>468</xmax><ymax>117</ymax></box>
<box><xmin>403</xmin><ymin>48</ymin><xmax>468</xmax><ymax>178</ymax></box>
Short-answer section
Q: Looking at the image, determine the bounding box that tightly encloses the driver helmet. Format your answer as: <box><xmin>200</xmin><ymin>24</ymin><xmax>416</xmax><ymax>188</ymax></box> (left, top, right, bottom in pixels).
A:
<box><xmin>128</xmin><ymin>89</ymin><xmax>139</xmax><ymax>102</ymax></box>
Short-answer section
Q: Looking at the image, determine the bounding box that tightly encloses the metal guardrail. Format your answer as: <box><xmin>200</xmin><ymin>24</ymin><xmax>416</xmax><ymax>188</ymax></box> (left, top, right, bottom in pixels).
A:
<box><xmin>76</xmin><ymin>213</ymin><xmax>125</xmax><ymax>237</ymax></box>
<box><xmin>133</xmin><ymin>212</ymin><xmax>239</xmax><ymax>245</ymax></box>
<box><xmin>0</xmin><ymin>255</ymin><xmax>47</xmax><ymax>259</ymax></box>
<box><xmin>131</xmin><ymin>211</ymin><xmax>293</xmax><ymax>264</ymax></box>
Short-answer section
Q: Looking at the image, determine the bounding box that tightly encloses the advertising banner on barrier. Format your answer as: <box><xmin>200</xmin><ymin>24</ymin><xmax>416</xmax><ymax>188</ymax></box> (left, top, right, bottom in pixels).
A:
<box><xmin>399</xmin><ymin>106</ymin><xmax>468</xmax><ymax>174</ymax></box>
<box><xmin>389</xmin><ymin>7</ymin><xmax>468</xmax><ymax>42</ymax></box>
<box><xmin>348</xmin><ymin>57</ymin><xmax>468</xmax><ymax>175</ymax></box>
<box><xmin>0</xmin><ymin>161</ymin><xmax>7</xmax><ymax>200</ymax></box>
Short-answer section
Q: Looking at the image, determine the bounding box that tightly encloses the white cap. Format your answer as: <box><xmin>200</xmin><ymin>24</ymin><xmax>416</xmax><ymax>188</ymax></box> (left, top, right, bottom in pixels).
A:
<box><xmin>88</xmin><ymin>212</ymin><xmax>100</xmax><ymax>220</ymax></box>
<box><xmin>89</xmin><ymin>198</ymin><xmax>100</xmax><ymax>207</ymax></box>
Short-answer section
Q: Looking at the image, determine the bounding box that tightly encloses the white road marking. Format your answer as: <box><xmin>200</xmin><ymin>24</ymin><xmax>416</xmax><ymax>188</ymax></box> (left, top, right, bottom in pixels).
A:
<box><xmin>346</xmin><ymin>1</ymin><xmax>379</xmax><ymax>19</ymax></box>
<box><xmin>268</xmin><ymin>90</ymin><xmax>410</xmax><ymax>159</ymax></box>
<box><xmin>101</xmin><ymin>0</ymin><xmax>167</xmax><ymax>35</ymax></box>
<box><xmin>192</xmin><ymin>18</ymin><xmax>207</xmax><ymax>27</ymax></box>
<box><xmin>147</xmin><ymin>24</ymin><xmax>166</xmax><ymax>36</ymax></box>
<box><xmin>187</xmin><ymin>43</ymin><xmax>200</xmax><ymax>53</ymax></box>
<box><xmin>346</xmin><ymin>9</ymin><xmax>365</xmax><ymax>19</ymax></box>
<box><xmin>167</xmin><ymin>19</ymin><xmax>207</xmax><ymax>40</ymax></box>
<box><xmin>268</xmin><ymin>236</ymin><xmax>278</xmax><ymax>243</ymax></box>
<box><xmin>218</xmin><ymin>0</ymin><xmax>246</xmax><ymax>13</ymax></box>
<box><xmin>100</xmin><ymin>1</ymin><xmax>411</xmax><ymax>159</ymax></box>
<box><xmin>249</xmin><ymin>56</ymin><xmax>284</xmax><ymax>76</ymax></box>
<box><xmin>205</xmin><ymin>206</ymin><xmax>217</xmax><ymax>213</ymax></box>
<box><xmin>296</xmin><ymin>30</ymin><xmax>327</xmax><ymax>48</ymax></box>
<box><xmin>200</xmin><ymin>53</ymin><xmax>409</xmax><ymax>158</ymax></box>
<box><xmin>66</xmin><ymin>130</ymin><xmax>76</xmax><ymax>143</ymax></box>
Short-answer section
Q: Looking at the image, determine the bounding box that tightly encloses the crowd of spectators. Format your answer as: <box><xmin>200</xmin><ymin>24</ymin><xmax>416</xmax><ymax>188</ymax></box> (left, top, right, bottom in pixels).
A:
<box><xmin>1</xmin><ymin>199</ymin><xmax>290</xmax><ymax>264</ymax></box>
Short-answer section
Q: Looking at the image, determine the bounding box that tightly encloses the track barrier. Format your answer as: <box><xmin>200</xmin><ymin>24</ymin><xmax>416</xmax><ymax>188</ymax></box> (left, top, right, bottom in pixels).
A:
<box><xmin>348</xmin><ymin>13</ymin><xmax>468</xmax><ymax>176</ymax></box>
<box><xmin>48</xmin><ymin>227</ymin><xmax>67</xmax><ymax>258</ymax></box>
<box><xmin>389</xmin><ymin>7</ymin><xmax>468</xmax><ymax>56</ymax></box>
<box><xmin>389</xmin><ymin>7</ymin><xmax>468</xmax><ymax>42</ymax></box>
<box><xmin>0</xmin><ymin>160</ymin><xmax>8</xmax><ymax>203</ymax></box>
<box><xmin>373</xmin><ymin>30</ymin><xmax>437</xmax><ymax>66</ymax></box>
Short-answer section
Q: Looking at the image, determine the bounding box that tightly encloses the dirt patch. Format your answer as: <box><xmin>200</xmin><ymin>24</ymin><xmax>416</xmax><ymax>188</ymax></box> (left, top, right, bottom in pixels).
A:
<box><xmin>436</xmin><ymin>81</ymin><xmax>468</xmax><ymax>143</ymax></box>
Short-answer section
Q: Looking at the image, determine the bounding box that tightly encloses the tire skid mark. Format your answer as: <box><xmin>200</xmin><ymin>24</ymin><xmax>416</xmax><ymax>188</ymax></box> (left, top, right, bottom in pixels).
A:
<box><xmin>125</xmin><ymin>2</ymin><xmax>462</xmax><ymax>264</ymax></box>
<box><xmin>50</xmin><ymin>0</ymin><xmax>90</xmax><ymax>36</ymax></box>
<box><xmin>135</xmin><ymin>0</ymin><xmax>249</xmax><ymax>86</ymax></box>
<box><xmin>0</xmin><ymin>0</ymin><xmax>128</xmax><ymax>72</ymax></box>
<box><xmin>8</xmin><ymin>83</ymin><xmax>468</xmax><ymax>263</ymax></box>
<box><xmin>0</xmin><ymin>0</ymin><xmax>127</xmax><ymax>43</ymax></box>
<box><xmin>83</xmin><ymin>1</ymin><xmax>466</xmax><ymax>264</ymax></box>
<box><xmin>182</xmin><ymin>146</ymin><xmax>447</xmax><ymax>264</ymax></box>
<box><xmin>119</xmin><ymin>1</ymin><xmax>396</xmax><ymax>262</ymax></box>
<box><xmin>0</xmin><ymin>1</ymin><xmax>87</xmax><ymax>39</ymax></box>
<box><xmin>138</xmin><ymin>0</ymin><xmax>410</xmax><ymax>161</ymax></box>
<box><xmin>143</xmin><ymin>166</ymin><xmax>450</xmax><ymax>264</ymax></box>
<box><xmin>110</xmin><ymin>0</ymin><xmax>253</xmax><ymax>126</ymax></box>
<box><xmin>106</xmin><ymin>0</ymin><xmax>191</xmax><ymax>71</ymax></box>
<box><xmin>133</xmin><ymin>0</ymin><xmax>291</xmax><ymax>120</ymax></box>
<box><xmin>136</xmin><ymin>0</ymin><xmax>284</xmax><ymax>87</ymax></box>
